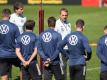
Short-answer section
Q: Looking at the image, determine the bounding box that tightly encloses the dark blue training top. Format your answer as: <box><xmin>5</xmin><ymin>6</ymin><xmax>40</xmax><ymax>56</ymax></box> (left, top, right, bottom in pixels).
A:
<box><xmin>16</xmin><ymin>32</ymin><xmax>38</xmax><ymax>62</ymax></box>
<box><xmin>97</xmin><ymin>34</ymin><xmax>107</xmax><ymax>72</ymax></box>
<box><xmin>59</xmin><ymin>31</ymin><xmax>92</xmax><ymax>66</ymax></box>
<box><xmin>38</xmin><ymin>28</ymin><xmax>62</xmax><ymax>65</ymax></box>
<box><xmin>0</xmin><ymin>20</ymin><xmax>20</xmax><ymax>58</ymax></box>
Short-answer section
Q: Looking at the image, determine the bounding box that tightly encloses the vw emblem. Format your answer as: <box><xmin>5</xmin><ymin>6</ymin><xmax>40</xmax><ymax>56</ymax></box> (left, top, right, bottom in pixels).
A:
<box><xmin>42</xmin><ymin>32</ymin><xmax>52</xmax><ymax>42</ymax></box>
<box><xmin>0</xmin><ymin>24</ymin><xmax>9</xmax><ymax>34</ymax></box>
<box><xmin>21</xmin><ymin>35</ymin><xmax>31</xmax><ymax>45</ymax></box>
<box><xmin>69</xmin><ymin>35</ymin><xmax>78</xmax><ymax>45</ymax></box>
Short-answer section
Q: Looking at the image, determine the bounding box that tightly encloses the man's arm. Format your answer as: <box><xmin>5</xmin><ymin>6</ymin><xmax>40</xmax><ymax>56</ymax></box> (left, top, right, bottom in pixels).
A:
<box><xmin>96</xmin><ymin>40</ymin><xmax>107</xmax><ymax>64</ymax></box>
<box><xmin>37</xmin><ymin>37</ymin><xmax>48</xmax><ymax>61</ymax></box>
<box><xmin>28</xmin><ymin>38</ymin><xmax>38</xmax><ymax>64</ymax></box>
<box><xmin>51</xmin><ymin>35</ymin><xmax>67</xmax><ymax>61</ymax></box>
<box><xmin>15</xmin><ymin>25</ymin><xmax>20</xmax><ymax>38</ymax></box>
<box><xmin>55</xmin><ymin>21</ymin><xmax>62</xmax><ymax>34</ymax></box>
<box><xmin>27</xmin><ymin>48</ymin><xmax>37</xmax><ymax>64</ymax></box>
<box><xmin>16</xmin><ymin>48</ymin><xmax>26</xmax><ymax>64</ymax></box>
<box><xmin>9</xmin><ymin>14</ymin><xmax>14</xmax><ymax>23</ymax></box>
<box><xmin>83</xmin><ymin>37</ymin><xmax>92</xmax><ymax>61</ymax></box>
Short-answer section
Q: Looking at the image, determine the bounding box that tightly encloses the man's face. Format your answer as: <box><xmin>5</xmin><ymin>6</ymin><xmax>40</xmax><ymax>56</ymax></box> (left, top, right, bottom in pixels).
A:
<box><xmin>16</xmin><ymin>7</ymin><xmax>24</xmax><ymax>15</ymax></box>
<box><xmin>60</xmin><ymin>11</ymin><xmax>68</xmax><ymax>21</ymax></box>
<box><xmin>104</xmin><ymin>29</ymin><xmax>107</xmax><ymax>34</ymax></box>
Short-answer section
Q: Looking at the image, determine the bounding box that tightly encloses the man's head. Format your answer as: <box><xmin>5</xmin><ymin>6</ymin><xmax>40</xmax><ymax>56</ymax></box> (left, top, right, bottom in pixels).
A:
<box><xmin>25</xmin><ymin>20</ymin><xmax>35</xmax><ymax>31</ymax></box>
<box><xmin>76</xmin><ymin>19</ymin><xmax>85</xmax><ymax>32</ymax></box>
<box><xmin>104</xmin><ymin>25</ymin><xmax>107</xmax><ymax>34</ymax></box>
<box><xmin>2</xmin><ymin>8</ymin><xmax>11</xmax><ymax>20</ymax></box>
<box><xmin>48</xmin><ymin>16</ymin><xmax>56</xmax><ymax>28</ymax></box>
<box><xmin>14</xmin><ymin>2</ymin><xmax>24</xmax><ymax>15</ymax></box>
<box><xmin>60</xmin><ymin>8</ymin><xmax>68</xmax><ymax>22</ymax></box>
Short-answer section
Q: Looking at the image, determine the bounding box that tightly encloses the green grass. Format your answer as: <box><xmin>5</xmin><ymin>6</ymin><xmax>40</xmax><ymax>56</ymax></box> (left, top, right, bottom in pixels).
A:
<box><xmin>0</xmin><ymin>5</ymin><xmax>107</xmax><ymax>80</ymax></box>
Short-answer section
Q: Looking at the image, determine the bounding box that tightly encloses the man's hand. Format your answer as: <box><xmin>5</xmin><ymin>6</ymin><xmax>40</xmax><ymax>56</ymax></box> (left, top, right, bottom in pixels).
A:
<box><xmin>44</xmin><ymin>58</ymin><xmax>51</xmax><ymax>67</ymax></box>
<box><xmin>47</xmin><ymin>58</ymin><xmax>51</xmax><ymax>62</ymax></box>
<box><xmin>23</xmin><ymin>61</ymin><xmax>30</xmax><ymax>67</ymax></box>
<box><xmin>44</xmin><ymin>61</ymin><xmax>49</xmax><ymax>67</ymax></box>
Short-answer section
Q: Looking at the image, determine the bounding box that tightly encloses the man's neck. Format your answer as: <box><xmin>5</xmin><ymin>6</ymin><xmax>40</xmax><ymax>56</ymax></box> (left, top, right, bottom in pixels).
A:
<box><xmin>49</xmin><ymin>27</ymin><xmax>54</xmax><ymax>29</ymax></box>
<box><xmin>26</xmin><ymin>30</ymin><xmax>33</xmax><ymax>32</ymax></box>
<box><xmin>15</xmin><ymin>13</ymin><xmax>22</xmax><ymax>16</ymax></box>
<box><xmin>2</xmin><ymin>17</ymin><xmax>9</xmax><ymax>20</ymax></box>
<box><xmin>76</xmin><ymin>28</ymin><xmax>83</xmax><ymax>32</ymax></box>
<box><xmin>60</xmin><ymin>18</ymin><xmax>67</xmax><ymax>22</ymax></box>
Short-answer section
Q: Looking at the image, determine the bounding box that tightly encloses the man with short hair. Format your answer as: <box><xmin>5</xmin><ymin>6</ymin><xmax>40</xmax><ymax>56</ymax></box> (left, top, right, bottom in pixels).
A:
<box><xmin>16</xmin><ymin>20</ymin><xmax>42</xmax><ymax>80</ymax></box>
<box><xmin>55</xmin><ymin>8</ymin><xmax>71</xmax><ymax>80</ymax></box>
<box><xmin>9</xmin><ymin>2</ymin><xmax>26</xmax><ymax>34</ymax></box>
<box><xmin>0</xmin><ymin>8</ymin><xmax>20</xmax><ymax>80</ymax></box>
<box><xmin>59</xmin><ymin>19</ymin><xmax>92</xmax><ymax>80</ymax></box>
<box><xmin>38</xmin><ymin>16</ymin><xmax>63</xmax><ymax>80</ymax></box>
<box><xmin>97</xmin><ymin>25</ymin><xmax>107</xmax><ymax>80</ymax></box>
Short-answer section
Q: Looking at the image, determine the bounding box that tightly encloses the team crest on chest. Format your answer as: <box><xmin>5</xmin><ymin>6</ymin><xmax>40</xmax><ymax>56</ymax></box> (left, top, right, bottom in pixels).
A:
<box><xmin>0</xmin><ymin>24</ymin><xmax>9</xmax><ymax>34</ymax></box>
<box><xmin>42</xmin><ymin>32</ymin><xmax>52</xmax><ymax>42</ymax></box>
<box><xmin>21</xmin><ymin>35</ymin><xmax>31</xmax><ymax>45</ymax></box>
<box><xmin>68</xmin><ymin>35</ymin><xmax>78</xmax><ymax>45</ymax></box>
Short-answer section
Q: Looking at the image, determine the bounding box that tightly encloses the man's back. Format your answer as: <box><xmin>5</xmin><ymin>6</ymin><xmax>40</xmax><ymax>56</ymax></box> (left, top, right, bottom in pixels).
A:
<box><xmin>38</xmin><ymin>28</ymin><xmax>62</xmax><ymax>63</ymax></box>
<box><xmin>0</xmin><ymin>20</ymin><xmax>20</xmax><ymax>58</ymax></box>
<box><xmin>60</xmin><ymin>31</ymin><xmax>91</xmax><ymax>66</ymax></box>
<box><xmin>97</xmin><ymin>35</ymin><xmax>107</xmax><ymax>57</ymax></box>
<box><xmin>97</xmin><ymin>34</ymin><xmax>107</xmax><ymax>72</ymax></box>
<box><xmin>16</xmin><ymin>31</ymin><xmax>38</xmax><ymax>61</ymax></box>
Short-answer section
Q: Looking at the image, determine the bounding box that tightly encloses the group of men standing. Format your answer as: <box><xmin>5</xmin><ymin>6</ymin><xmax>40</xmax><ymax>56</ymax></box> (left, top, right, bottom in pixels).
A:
<box><xmin>0</xmin><ymin>2</ymin><xmax>107</xmax><ymax>80</ymax></box>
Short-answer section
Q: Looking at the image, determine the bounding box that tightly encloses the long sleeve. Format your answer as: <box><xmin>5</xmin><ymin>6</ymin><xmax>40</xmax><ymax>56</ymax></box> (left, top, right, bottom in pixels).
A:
<box><xmin>50</xmin><ymin>34</ymin><xmax>62</xmax><ymax>61</ymax></box>
<box><xmin>83</xmin><ymin>37</ymin><xmax>92</xmax><ymax>60</ymax></box>
<box><xmin>96</xmin><ymin>40</ymin><xmax>107</xmax><ymax>64</ymax></box>
<box><xmin>37</xmin><ymin>37</ymin><xmax>48</xmax><ymax>61</ymax></box>
<box><xmin>58</xmin><ymin>36</ymin><xmax>68</xmax><ymax>59</ymax></box>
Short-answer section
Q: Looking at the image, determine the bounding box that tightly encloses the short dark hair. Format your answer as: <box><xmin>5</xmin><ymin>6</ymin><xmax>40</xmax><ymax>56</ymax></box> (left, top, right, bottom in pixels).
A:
<box><xmin>104</xmin><ymin>25</ymin><xmax>107</xmax><ymax>30</ymax></box>
<box><xmin>14</xmin><ymin>2</ymin><xmax>23</xmax><ymax>11</ymax></box>
<box><xmin>2</xmin><ymin>8</ymin><xmax>11</xmax><ymax>17</ymax></box>
<box><xmin>25</xmin><ymin>20</ymin><xmax>35</xmax><ymax>30</ymax></box>
<box><xmin>76</xmin><ymin>19</ymin><xmax>85</xmax><ymax>28</ymax></box>
<box><xmin>60</xmin><ymin>8</ymin><xmax>68</xmax><ymax>14</ymax></box>
<box><xmin>48</xmin><ymin>16</ymin><xmax>56</xmax><ymax>28</ymax></box>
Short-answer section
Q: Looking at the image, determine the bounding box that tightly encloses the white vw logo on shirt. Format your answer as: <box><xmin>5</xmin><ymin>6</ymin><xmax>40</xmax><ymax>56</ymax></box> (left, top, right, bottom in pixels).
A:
<box><xmin>42</xmin><ymin>32</ymin><xmax>52</xmax><ymax>42</ymax></box>
<box><xmin>69</xmin><ymin>35</ymin><xmax>78</xmax><ymax>45</ymax></box>
<box><xmin>0</xmin><ymin>24</ymin><xmax>9</xmax><ymax>34</ymax></box>
<box><xmin>21</xmin><ymin>35</ymin><xmax>31</xmax><ymax>45</ymax></box>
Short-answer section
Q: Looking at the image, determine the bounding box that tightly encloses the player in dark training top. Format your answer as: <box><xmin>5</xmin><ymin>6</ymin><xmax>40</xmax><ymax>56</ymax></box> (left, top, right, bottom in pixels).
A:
<box><xmin>16</xmin><ymin>20</ymin><xmax>42</xmax><ymax>80</ymax></box>
<box><xmin>59</xmin><ymin>19</ymin><xmax>92</xmax><ymax>80</ymax></box>
<box><xmin>0</xmin><ymin>8</ymin><xmax>20</xmax><ymax>80</ymax></box>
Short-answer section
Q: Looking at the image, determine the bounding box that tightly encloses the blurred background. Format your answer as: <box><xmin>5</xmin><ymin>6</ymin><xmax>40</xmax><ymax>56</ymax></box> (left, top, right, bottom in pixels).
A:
<box><xmin>0</xmin><ymin>0</ymin><xmax>107</xmax><ymax>7</ymax></box>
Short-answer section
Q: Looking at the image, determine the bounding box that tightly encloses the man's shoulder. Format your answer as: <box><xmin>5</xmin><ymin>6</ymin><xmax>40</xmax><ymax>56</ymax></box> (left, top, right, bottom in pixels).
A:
<box><xmin>9</xmin><ymin>22</ymin><xmax>18</xmax><ymax>28</ymax></box>
<box><xmin>10</xmin><ymin>13</ymin><xmax>17</xmax><ymax>17</ymax></box>
<box><xmin>72</xmin><ymin>32</ymin><xmax>87</xmax><ymax>40</ymax></box>
<box><xmin>0</xmin><ymin>20</ymin><xmax>17</xmax><ymax>27</ymax></box>
<box><xmin>40</xmin><ymin>29</ymin><xmax>59</xmax><ymax>36</ymax></box>
<box><xmin>99</xmin><ymin>35</ymin><xmax>107</xmax><ymax>41</ymax></box>
<box><xmin>56</xmin><ymin>19</ymin><xmax>61</xmax><ymax>23</ymax></box>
